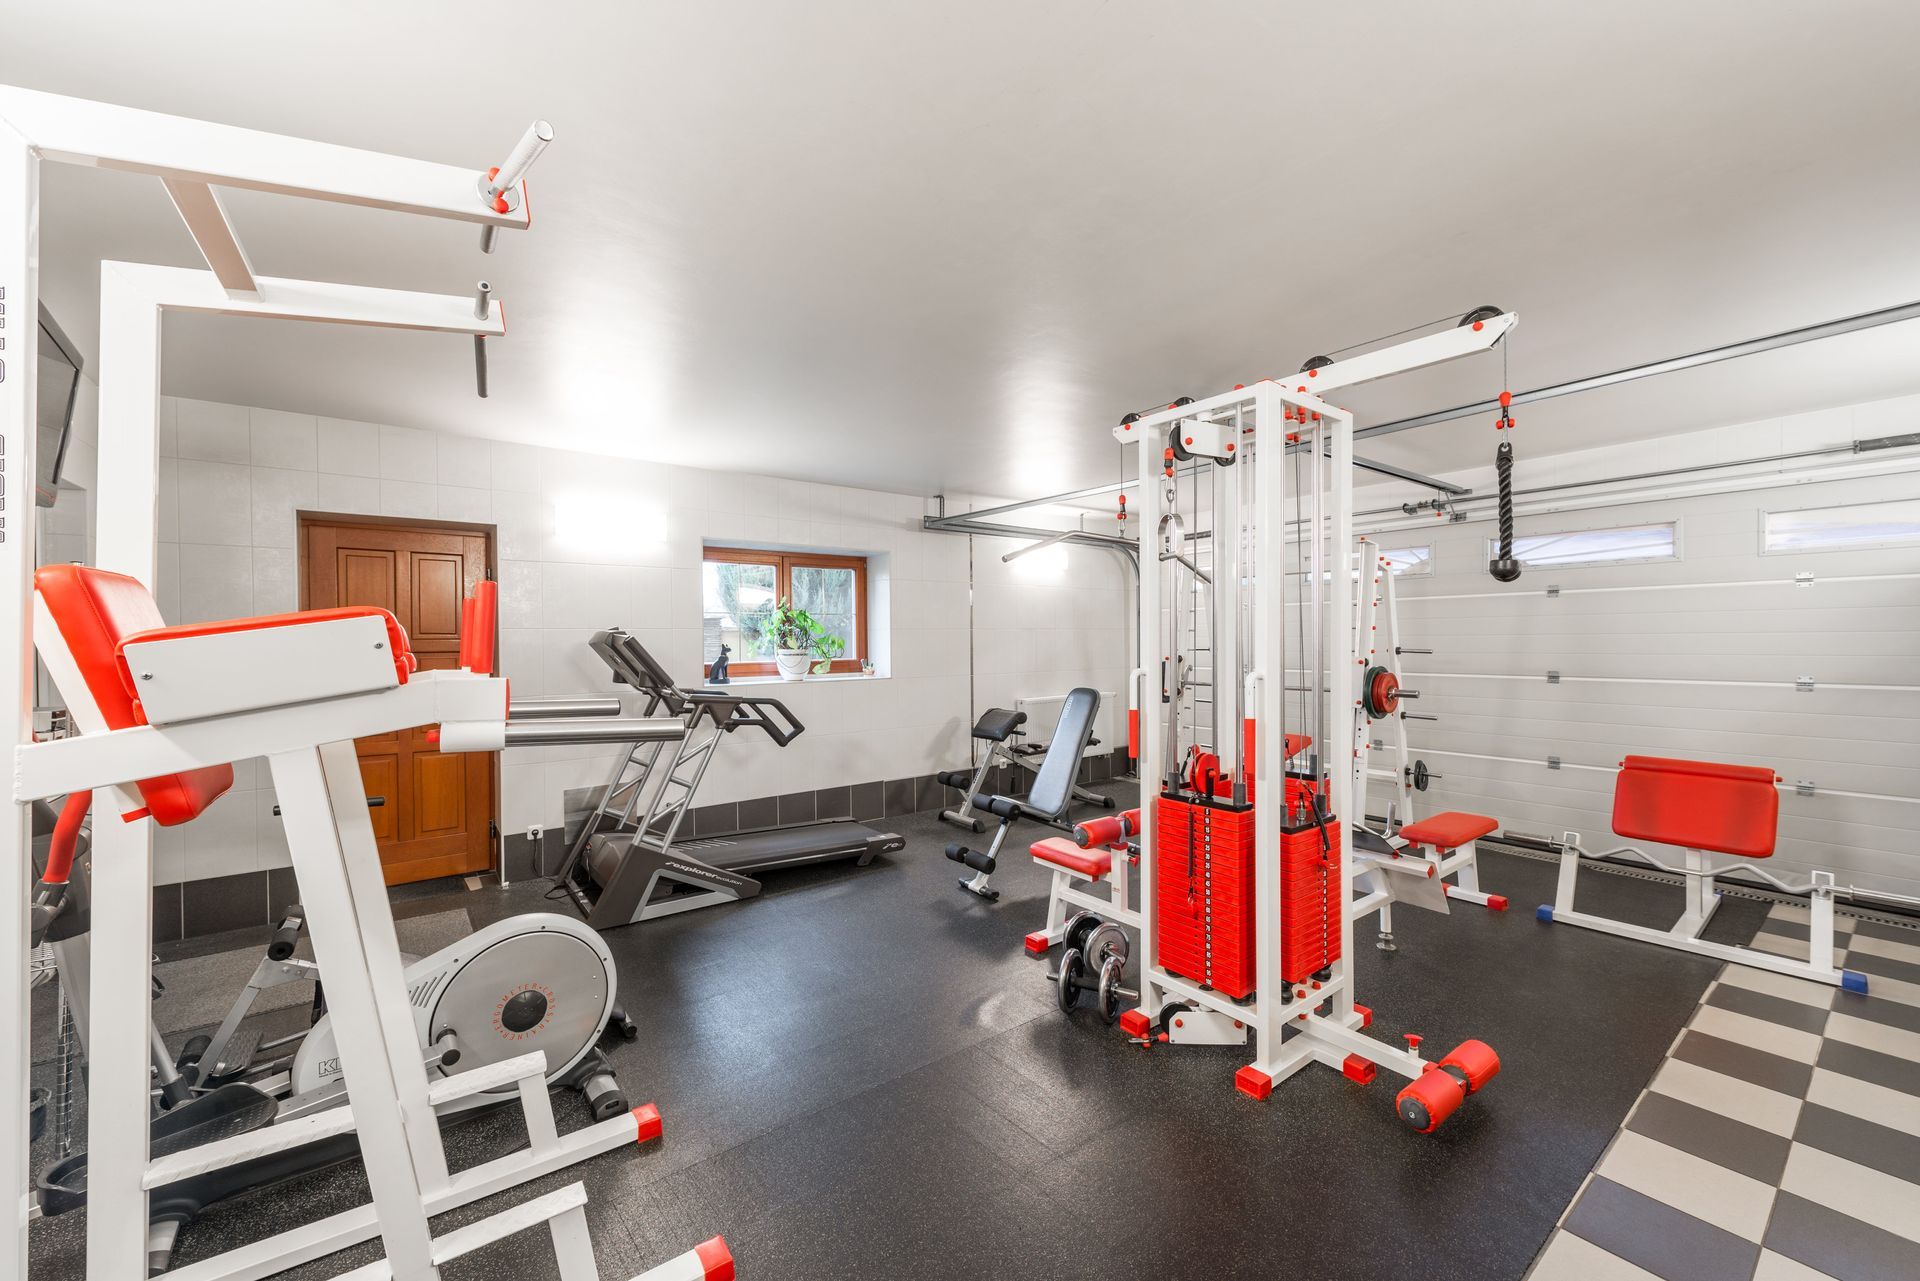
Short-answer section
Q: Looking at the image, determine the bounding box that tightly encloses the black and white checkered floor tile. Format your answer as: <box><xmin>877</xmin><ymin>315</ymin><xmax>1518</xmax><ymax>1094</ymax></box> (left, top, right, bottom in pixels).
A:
<box><xmin>1529</xmin><ymin>904</ymin><xmax>1920</xmax><ymax>1281</ymax></box>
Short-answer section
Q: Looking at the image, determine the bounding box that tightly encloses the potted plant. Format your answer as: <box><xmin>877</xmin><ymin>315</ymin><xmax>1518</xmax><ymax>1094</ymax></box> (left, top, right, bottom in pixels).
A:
<box><xmin>759</xmin><ymin>598</ymin><xmax>845</xmax><ymax>681</ymax></box>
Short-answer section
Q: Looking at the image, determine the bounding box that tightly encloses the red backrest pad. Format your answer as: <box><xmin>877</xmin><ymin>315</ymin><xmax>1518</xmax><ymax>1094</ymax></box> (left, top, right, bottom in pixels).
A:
<box><xmin>1611</xmin><ymin>754</ymin><xmax>1778</xmax><ymax>859</ymax></box>
<box><xmin>460</xmin><ymin>581</ymin><xmax>498</xmax><ymax>676</ymax></box>
<box><xmin>34</xmin><ymin>565</ymin><xmax>234</xmax><ymax>826</ymax></box>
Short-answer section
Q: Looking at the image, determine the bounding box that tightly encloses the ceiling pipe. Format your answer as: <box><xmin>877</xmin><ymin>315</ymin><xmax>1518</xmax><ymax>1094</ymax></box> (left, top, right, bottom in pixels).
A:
<box><xmin>1356</xmin><ymin>296</ymin><xmax>1920</xmax><ymax>440</ymax></box>
<box><xmin>1000</xmin><ymin>528</ymin><xmax>1077</xmax><ymax>564</ymax></box>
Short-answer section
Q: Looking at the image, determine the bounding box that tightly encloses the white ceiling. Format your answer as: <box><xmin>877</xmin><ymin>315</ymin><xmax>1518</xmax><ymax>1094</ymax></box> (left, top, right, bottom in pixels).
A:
<box><xmin>8</xmin><ymin>1</ymin><xmax>1920</xmax><ymax>502</ymax></box>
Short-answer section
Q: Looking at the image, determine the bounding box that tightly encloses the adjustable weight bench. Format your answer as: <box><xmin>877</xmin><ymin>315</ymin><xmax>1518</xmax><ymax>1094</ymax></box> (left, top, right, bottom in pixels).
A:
<box><xmin>1538</xmin><ymin>754</ymin><xmax>1868</xmax><ymax>992</ymax></box>
<box><xmin>938</xmin><ymin>701</ymin><xmax>1117</xmax><ymax>833</ymax></box>
<box><xmin>943</xmin><ymin>688</ymin><xmax>1100</xmax><ymax>901</ymax></box>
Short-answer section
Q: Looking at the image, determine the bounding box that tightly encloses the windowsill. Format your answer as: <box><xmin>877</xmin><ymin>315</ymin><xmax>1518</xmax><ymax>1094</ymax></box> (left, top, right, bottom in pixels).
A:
<box><xmin>704</xmin><ymin>672</ymin><xmax>887</xmax><ymax>687</ymax></box>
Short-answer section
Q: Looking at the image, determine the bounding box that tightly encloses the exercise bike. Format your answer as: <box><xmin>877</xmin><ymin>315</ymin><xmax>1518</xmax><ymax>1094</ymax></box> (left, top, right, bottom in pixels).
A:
<box><xmin>30</xmin><ymin>791</ymin><xmax>640</xmax><ymax>1272</ymax></box>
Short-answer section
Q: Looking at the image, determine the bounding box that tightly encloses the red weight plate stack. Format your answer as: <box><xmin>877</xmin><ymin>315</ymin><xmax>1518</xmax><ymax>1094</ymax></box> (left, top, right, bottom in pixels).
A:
<box><xmin>1280</xmin><ymin>818</ymin><xmax>1342</xmax><ymax>984</ymax></box>
<box><xmin>1153</xmin><ymin>794</ymin><xmax>1256</xmax><ymax>999</ymax></box>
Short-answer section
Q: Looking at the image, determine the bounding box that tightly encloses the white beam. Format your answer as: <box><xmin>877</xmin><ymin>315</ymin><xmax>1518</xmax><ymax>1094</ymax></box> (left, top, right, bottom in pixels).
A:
<box><xmin>0</xmin><ymin>118</ymin><xmax>35</xmax><ymax>1281</ymax></box>
<box><xmin>0</xmin><ymin>84</ymin><xmax>525</xmax><ymax>230</ymax></box>
<box><xmin>160</xmin><ymin>179</ymin><xmax>257</xmax><ymax>296</ymax></box>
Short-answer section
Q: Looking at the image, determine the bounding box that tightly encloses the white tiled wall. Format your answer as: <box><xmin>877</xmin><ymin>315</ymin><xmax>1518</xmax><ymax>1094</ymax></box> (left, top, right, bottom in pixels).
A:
<box><xmin>46</xmin><ymin>392</ymin><xmax>1131</xmax><ymax>886</ymax></box>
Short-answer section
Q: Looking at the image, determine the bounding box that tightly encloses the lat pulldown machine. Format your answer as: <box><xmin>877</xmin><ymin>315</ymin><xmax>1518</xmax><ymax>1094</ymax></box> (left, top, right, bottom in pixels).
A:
<box><xmin>1095</xmin><ymin>312</ymin><xmax>1518</xmax><ymax>1129</ymax></box>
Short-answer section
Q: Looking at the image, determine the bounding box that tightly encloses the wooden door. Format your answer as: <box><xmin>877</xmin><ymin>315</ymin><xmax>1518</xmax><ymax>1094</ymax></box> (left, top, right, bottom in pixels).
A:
<box><xmin>301</xmin><ymin>517</ymin><xmax>496</xmax><ymax>885</ymax></box>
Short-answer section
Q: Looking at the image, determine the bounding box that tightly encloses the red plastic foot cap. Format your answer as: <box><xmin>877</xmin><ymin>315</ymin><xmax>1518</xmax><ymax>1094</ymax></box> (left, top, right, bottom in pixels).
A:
<box><xmin>1024</xmin><ymin>931</ymin><xmax>1050</xmax><ymax>956</ymax></box>
<box><xmin>695</xmin><ymin>1236</ymin><xmax>734</xmax><ymax>1281</ymax></box>
<box><xmin>632</xmin><ymin>1102</ymin><xmax>663</xmax><ymax>1145</ymax></box>
<box><xmin>1354</xmin><ymin>1002</ymin><xmax>1373</xmax><ymax>1029</ymax></box>
<box><xmin>1342</xmin><ymin>1054</ymin><xmax>1378</xmax><ymax>1085</ymax></box>
<box><xmin>1234</xmin><ymin>1066</ymin><xmax>1273</xmax><ymax>1100</ymax></box>
<box><xmin>1488</xmin><ymin>895</ymin><xmax>1510</xmax><ymax>912</ymax></box>
<box><xmin>1118</xmin><ymin>1008</ymin><xmax>1151</xmax><ymax>1038</ymax></box>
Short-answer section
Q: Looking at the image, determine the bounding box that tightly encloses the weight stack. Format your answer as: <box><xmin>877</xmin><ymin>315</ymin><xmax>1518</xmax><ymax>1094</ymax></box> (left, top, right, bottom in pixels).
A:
<box><xmin>1153</xmin><ymin>794</ymin><xmax>1256</xmax><ymax>999</ymax></box>
<box><xmin>1280</xmin><ymin>818</ymin><xmax>1343</xmax><ymax>984</ymax></box>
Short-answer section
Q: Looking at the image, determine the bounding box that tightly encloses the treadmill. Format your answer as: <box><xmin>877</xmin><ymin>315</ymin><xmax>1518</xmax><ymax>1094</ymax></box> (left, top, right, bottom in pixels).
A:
<box><xmin>553</xmin><ymin>628</ymin><xmax>904</xmax><ymax>930</ymax></box>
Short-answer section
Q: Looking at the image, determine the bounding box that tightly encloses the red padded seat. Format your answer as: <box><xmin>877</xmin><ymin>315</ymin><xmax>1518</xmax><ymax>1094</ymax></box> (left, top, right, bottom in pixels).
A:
<box><xmin>35</xmin><ymin>565</ymin><xmax>414</xmax><ymax>828</ymax></box>
<box><xmin>36</xmin><ymin>565</ymin><xmax>235</xmax><ymax>825</ymax></box>
<box><xmin>1613</xmin><ymin>755</ymin><xmax>1778</xmax><ymax>859</ymax></box>
<box><xmin>1398</xmin><ymin>811</ymin><xmax>1499</xmax><ymax>852</ymax></box>
<box><xmin>1032</xmin><ymin>836</ymin><xmax>1111</xmax><ymax>879</ymax></box>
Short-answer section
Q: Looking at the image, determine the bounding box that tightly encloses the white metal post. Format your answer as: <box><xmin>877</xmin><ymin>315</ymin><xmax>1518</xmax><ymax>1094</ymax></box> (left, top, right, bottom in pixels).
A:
<box><xmin>1135</xmin><ymin>427</ymin><xmax>1162</xmax><ymax>1021</ymax></box>
<box><xmin>270</xmin><ymin>745</ymin><xmax>440</xmax><ymax>1281</ymax></box>
<box><xmin>1251</xmin><ymin>385</ymin><xmax>1285</xmax><ymax>1073</ymax></box>
<box><xmin>1212</xmin><ymin>452</ymin><xmax>1242</xmax><ymax>794</ymax></box>
<box><xmin>1325</xmin><ymin>404</ymin><xmax>1357</xmax><ymax>1025</ymax></box>
<box><xmin>0</xmin><ymin>118</ymin><xmax>37</xmax><ymax>1281</ymax></box>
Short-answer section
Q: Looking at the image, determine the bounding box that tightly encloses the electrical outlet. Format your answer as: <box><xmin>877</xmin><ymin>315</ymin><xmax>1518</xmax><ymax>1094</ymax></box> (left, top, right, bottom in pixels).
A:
<box><xmin>527</xmin><ymin>825</ymin><xmax>544</xmax><ymax>844</ymax></box>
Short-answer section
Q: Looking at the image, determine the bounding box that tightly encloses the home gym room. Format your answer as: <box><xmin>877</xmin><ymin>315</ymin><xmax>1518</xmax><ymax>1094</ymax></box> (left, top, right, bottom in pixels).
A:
<box><xmin>4</xmin><ymin>4</ymin><xmax>1918</xmax><ymax>1281</ymax></box>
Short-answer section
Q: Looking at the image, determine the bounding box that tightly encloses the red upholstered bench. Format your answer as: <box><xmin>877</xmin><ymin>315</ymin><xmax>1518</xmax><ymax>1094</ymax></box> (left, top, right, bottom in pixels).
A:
<box><xmin>1397</xmin><ymin>811</ymin><xmax>1498</xmax><ymax>853</ymax></box>
<box><xmin>35</xmin><ymin>564</ymin><xmax>415</xmax><ymax>827</ymax></box>
<box><xmin>1031</xmin><ymin>836</ymin><xmax>1112</xmax><ymax>881</ymax></box>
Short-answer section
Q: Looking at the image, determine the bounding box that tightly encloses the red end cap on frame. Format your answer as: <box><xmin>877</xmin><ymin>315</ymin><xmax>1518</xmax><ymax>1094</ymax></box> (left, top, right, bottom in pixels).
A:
<box><xmin>1488</xmin><ymin>895</ymin><xmax>1510</xmax><ymax>912</ymax></box>
<box><xmin>632</xmin><ymin>1102</ymin><xmax>664</xmax><ymax>1144</ymax></box>
<box><xmin>1024</xmin><ymin>931</ymin><xmax>1051</xmax><ymax>956</ymax></box>
<box><xmin>694</xmin><ymin>1237</ymin><xmax>735</xmax><ymax>1281</ymax></box>
<box><xmin>1234</xmin><ymin>1066</ymin><xmax>1274</xmax><ymax>1100</ymax></box>
<box><xmin>1118</xmin><ymin>1008</ymin><xmax>1152</xmax><ymax>1038</ymax></box>
<box><xmin>1353</xmin><ymin>1002</ymin><xmax>1373</xmax><ymax>1029</ymax></box>
<box><xmin>1342</xmin><ymin>1055</ymin><xmax>1378</xmax><ymax>1085</ymax></box>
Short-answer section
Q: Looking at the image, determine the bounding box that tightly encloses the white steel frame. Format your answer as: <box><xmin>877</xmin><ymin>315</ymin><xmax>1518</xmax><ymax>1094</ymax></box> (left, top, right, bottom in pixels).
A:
<box><xmin>1115</xmin><ymin>316</ymin><xmax>1516</xmax><ymax>1094</ymax></box>
<box><xmin>0</xmin><ymin>87</ymin><xmax>717</xmax><ymax>1281</ymax></box>
<box><xmin>1028</xmin><ymin>835</ymin><xmax>1142</xmax><ymax>951</ymax></box>
<box><xmin>1349</xmin><ymin>539</ymin><xmax>1499</xmax><ymax>928</ymax></box>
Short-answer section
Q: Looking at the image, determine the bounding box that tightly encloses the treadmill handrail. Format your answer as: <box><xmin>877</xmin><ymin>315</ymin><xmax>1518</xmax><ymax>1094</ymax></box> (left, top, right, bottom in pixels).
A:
<box><xmin>681</xmin><ymin>689</ymin><xmax>806</xmax><ymax>747</ymax></box>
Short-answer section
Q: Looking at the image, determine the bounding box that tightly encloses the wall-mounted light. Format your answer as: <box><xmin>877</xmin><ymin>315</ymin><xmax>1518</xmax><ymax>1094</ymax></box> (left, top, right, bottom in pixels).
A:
<box><xmin>1004</xmin><ymin>530</ymin><xmax>1071</xmax><ymax>581</ymax></box>
<box><xmin>552</xmin><ymin>492</ymin><xmax>667</xmax><ymax>556</ymax></box>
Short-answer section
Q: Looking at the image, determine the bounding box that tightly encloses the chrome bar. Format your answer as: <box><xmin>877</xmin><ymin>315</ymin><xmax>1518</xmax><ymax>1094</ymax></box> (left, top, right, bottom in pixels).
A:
<box><xmin>508</xmin><ymin>697</ymin><xmax>623</xmax><ymax>720</ymax></box>
<box><xmin>501</xmin><ymin>717</ymin><xmax>684</xmax><ymax>747</ymax></box>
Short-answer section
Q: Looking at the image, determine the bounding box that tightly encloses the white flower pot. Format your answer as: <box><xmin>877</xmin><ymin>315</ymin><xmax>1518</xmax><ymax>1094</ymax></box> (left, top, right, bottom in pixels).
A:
<box><xmin>775</xmin><ymin>649</ymin><xmax>813</xmax><ymax>681</ymax></box>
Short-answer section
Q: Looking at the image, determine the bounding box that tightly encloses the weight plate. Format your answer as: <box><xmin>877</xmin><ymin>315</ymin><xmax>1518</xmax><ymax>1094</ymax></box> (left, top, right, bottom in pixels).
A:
<box><xmin>1097</xmin><ymin>955</ymin><xmax>1125</xmax><ymax>1025</ymax></box>
<box><xmin>1084</xmin><ymin>921</ymin><xmax>1130</xmax><ymax>971</ymax></box>
<box><xmin>1363</xmin><ymin>665</ymin><xmax>1400</xmax><ymax>719</ymax></box>
<box><xmin>1063</xmin><ymin>911</ymin><xmax>1101</xmax><ymax>956</ymax></box>
<box><xmin>1056</xmin><ymin>948</ymin><xmax>1085</xmax><ymax>1014</ymax></box>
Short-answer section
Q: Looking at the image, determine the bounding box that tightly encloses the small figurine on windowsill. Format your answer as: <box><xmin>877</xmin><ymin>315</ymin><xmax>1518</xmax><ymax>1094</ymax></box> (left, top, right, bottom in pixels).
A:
<box><xmin>709</xmin><ymin>644</ymin><xmax>731</xmax><ymax>685</ymax></box>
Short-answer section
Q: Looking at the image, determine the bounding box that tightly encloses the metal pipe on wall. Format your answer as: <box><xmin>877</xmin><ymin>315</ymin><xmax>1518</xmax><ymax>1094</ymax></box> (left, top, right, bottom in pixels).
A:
<box><xmin>1357</xmin><ymin>297</ymin><xmax>1920</xmax><ymax>440</ymax></box>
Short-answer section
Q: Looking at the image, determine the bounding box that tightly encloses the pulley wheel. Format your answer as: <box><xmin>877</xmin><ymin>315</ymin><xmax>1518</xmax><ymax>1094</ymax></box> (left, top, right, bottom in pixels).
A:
<box><xmin>1097</xmin><ymin>955</ymin><xmax>1126</xmax><ymax>1024</ymax></box>
<box><xmin>1363</xmin><ymin>666</ymin><xmax>1401</xmax><ymax>719</ymax></box>
<box><xmin>1056</xmin><ymin>948</ymin><xmax>1086</xmax><ymax>1014</ymax></box>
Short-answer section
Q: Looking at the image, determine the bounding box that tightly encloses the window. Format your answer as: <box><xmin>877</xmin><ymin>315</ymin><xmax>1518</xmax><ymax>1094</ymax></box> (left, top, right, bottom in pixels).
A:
<box><xmin>1486</xmin><ymin>521</ymin><xmax>1678</xmax><ymax>570</ymax></box>
<box><xmin>1377</xmin><ymin>545</ymin><xmax>1433</xmax><ymax>577</ymax></box>
<box><xmin>702</xmin><ymin>546</ymin><xmax>867</xmax><ymax>677</ymax></box>
<box><xmin>1763</xmin><ymin>499</ymin><xmax>1920</xmax><ymax>554</ymax></box>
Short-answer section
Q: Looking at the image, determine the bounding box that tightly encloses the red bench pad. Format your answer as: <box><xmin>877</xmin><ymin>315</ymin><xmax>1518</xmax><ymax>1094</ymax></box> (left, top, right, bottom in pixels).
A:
<box><xmin>1398</xmin><ymin>811</ymin><xmax>1498</xmax><ymax>851</ymax></box>
<box><xmin>36</xmin><ymin>565</ymin><xmax>234</xmax><ymax>826</ymax></box>
<box><xmin>1613</xmin><ymin>755</ymin><xmax>1777</xmax><ymax>859</ymax></box>
<box><xmin>1032</xmin><ymin>836</ymin><xmax>1111</xmax><ymax>879</ymax></box>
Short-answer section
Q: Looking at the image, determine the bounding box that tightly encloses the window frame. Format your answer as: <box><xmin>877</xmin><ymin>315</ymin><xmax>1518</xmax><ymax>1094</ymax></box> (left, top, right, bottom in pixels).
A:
<box><xmin>1760</xmin><ymin>498</ymin><xmax>1920</xmax><ymax>555</ymax></box>
<box><xmin>1483</xmin><ymin>520</ymin><xmax>1680</xmax><ymax>571</ymax></box>
<box><xmin>1376</xmin><ymin>544</ymin><xmax>1434</xmax><ymax>578</ymax></box>
<box><xmin>701</xmin><ymin>545</ymin><xmax>868</xmax><ymax>678</ymax></box>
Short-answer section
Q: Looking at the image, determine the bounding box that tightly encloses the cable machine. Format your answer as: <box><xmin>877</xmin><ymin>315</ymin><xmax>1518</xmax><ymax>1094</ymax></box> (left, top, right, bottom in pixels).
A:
<box><xmin>1111</xmin><ymin>313</ymin><xmax>1516</xmax><ymax>1129</ymax></box>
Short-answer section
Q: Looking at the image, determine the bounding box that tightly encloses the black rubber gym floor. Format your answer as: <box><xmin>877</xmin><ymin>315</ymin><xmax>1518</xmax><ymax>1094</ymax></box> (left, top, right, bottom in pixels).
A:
<box><xmin>29</xmin><ymin>783</ymin><xmax>1774</xmax><ymax>1281</ymax></box>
